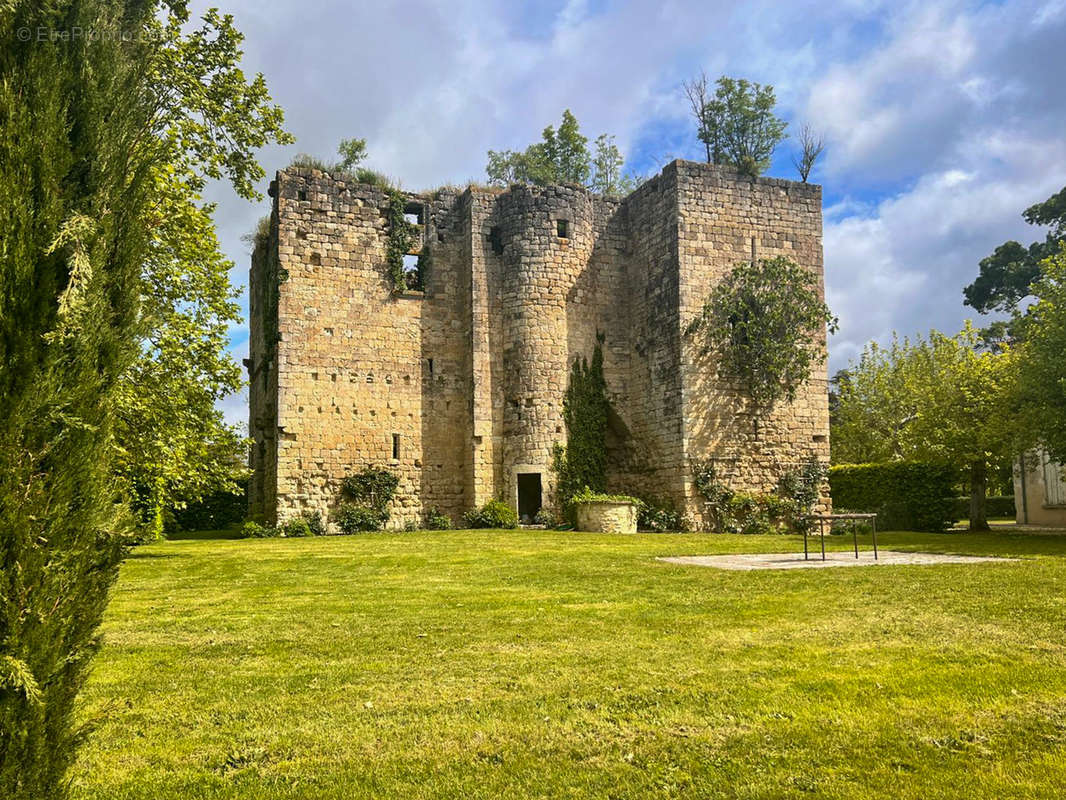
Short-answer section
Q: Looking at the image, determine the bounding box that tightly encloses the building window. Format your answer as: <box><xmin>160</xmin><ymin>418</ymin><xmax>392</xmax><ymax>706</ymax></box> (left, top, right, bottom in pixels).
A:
<box><xmin>297</xmin><ymin>189</ymin><xmax>307</xmax><ymax>201</ymax></box>
<box><xmin>402</xmin><ymin>253</ymin><xmax>422</xmax><ymax>290</ymax></box>
<box><xmin>392</xmin><ymin>433</ymin><xmax>401</xmax><ymax>461</ymax></box>
<box><xmin>488</xmin><ymin>226</ymin><xmax>503</xmax><ymax>255</ymax></box>
<box><xmin>557</xmin><ymin>219</ymin><xmax>569</xmax><ymax>238</ymax></box>
<box><xmin>404</xmin><ymin>202</ymin><xmax>423</xmax><ymax>226</ymax></box>
<box><xmin>428</xmin><ymin>358</ymin><xmax>434</xmax><ymax>377</ymax></box>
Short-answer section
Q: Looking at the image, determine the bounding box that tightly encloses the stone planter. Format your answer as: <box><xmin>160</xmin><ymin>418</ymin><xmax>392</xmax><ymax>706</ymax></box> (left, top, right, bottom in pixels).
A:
<box><xmin>574</xmin><ymin>501</ymin><xmax>639</xmax><ymax>534</ymax></box>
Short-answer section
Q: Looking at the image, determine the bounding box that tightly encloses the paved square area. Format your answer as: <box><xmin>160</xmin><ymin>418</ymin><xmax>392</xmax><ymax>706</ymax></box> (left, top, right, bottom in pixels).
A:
<box><xmin>657</xmin><ymin>550</ymin><xmax>1013</xmax><ymax>571</ymax></box>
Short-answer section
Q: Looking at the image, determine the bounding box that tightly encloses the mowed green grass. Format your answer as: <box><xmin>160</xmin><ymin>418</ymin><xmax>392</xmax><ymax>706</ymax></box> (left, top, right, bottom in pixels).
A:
<box><xmin>71</xmin><ymin>530</ymin><xmax>1066</xmax><ymax>799</ymax></box>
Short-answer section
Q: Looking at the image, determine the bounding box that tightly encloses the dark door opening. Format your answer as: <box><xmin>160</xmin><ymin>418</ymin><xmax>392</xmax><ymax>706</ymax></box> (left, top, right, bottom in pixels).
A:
<box><xmin>517</xmin><ymin>473</ymin><xmax>542</xmax><ymax>523</ymax></box>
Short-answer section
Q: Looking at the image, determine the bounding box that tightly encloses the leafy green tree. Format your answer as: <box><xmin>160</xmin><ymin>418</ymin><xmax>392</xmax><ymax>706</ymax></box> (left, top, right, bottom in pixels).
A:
<box><xmin>553</xmin><ymin>339</ymin><xmax>610</xmax><ymax>516</ymax></box>
<box><xmin>685</xmin><ymin>75</ymin><xmax>787</xmax><ymax>177</ymax></box>
<box><xmin>337</xmin><ymin>137</ymin><xmax>368</xmax><ymax>170</ymax></box>
<box><xmin>487</xmin><ymin>110</ymin><xmax>610</xmax><ymax>188</ymax></box>
<box><xmin>590</xmin><ymin>134</ymin><xmax>639</xmax><ymax>197</ymax></box>
<box><xmin>0</xmin><ymin>3</ymin><xmax>289</xmax><ymax>797</ymax></box>
<box><xmin>114</xmin><ymin>170</ymin><xmax>246</xmax><ymax>536</ymax></box>
<box><xmin>964</xmin><ymin>186</ymin><xmax>1066</xmax><ymax>314</ymax></box>
<box><xmin>1016</xmin><ymin>245</ymin><xmax>1066</xmax><ymax>463</ymax></box>
<box><xmin>686</xmin><ymin>257</ymin><xmax>837</xmax><ymax>411</ymax></box>
<box><xmin>832</xmin><ymin>325</ymin><xmax>1019</xmax><ymax>530</ymax></box>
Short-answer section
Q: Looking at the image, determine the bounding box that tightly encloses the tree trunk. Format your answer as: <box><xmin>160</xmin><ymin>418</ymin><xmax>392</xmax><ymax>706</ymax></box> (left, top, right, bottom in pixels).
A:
<box><xmin>969</xmin><ymin>460</ymin><xmax>990</xmax><ymax>532</ymax></box>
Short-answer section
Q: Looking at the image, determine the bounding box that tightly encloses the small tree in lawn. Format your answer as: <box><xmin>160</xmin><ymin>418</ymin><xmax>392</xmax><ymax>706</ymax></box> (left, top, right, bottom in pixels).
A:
<box><xmin>686</xmin><ymin>256</ymin><xmax>837</xmax><ymax>412</ymax></box>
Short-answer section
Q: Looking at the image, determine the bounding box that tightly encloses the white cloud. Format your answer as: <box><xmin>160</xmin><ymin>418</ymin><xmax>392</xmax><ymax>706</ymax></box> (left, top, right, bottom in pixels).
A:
<box><xmin>177</xmin><ymin>0</ymin><xmax>1066</xmax><ymax>409</ymax></box>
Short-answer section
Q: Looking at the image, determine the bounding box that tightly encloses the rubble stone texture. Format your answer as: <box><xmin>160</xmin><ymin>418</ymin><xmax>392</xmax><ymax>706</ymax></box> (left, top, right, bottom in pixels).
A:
<box><xmin>248</xmin><ymin>160</ymin><xmax>830</xmax><ymax>530</ymax></box>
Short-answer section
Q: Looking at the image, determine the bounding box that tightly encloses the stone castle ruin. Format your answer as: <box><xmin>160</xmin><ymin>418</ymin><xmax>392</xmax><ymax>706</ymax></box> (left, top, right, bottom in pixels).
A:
<box><xmin>248</xmin><ymin>159</ymin><xmax>829</xmax><ymax>529</ymax></box>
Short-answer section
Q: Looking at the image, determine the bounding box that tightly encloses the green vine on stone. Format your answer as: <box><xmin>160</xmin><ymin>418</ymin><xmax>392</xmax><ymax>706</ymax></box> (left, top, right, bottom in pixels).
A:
<box><xmin>686</xmin><ymin>256</ymin><xmax>837</xmax><ymax>411</ymax></box>
<box><xmin>553</xmin><ymin>335</ymin><xmax>610</xmax><ymax>519</ymax></box>
<box><xmin>384</xmin><ymin>189</ymin><xmax>417</xmax><ymax>294</ymax></box>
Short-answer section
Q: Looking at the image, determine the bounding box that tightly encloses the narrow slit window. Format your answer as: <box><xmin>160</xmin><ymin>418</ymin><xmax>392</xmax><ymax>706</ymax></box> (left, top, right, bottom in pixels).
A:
<box><xmin>428</xmin><ymin>358</ymin><xmax>434</xmax><ymax>377</ymax></box>
<box><xmin>297</xmin><ymin>189</ymin><xmax>307</xmax><ymax>201</ymax></box>
<box><xmin>392</xmin><ymin>433</ymin><xmax>401</xmax><ymax>460</ymax></box>
<box><xmin>557</xmin><ymin>219</ymin><xmax>569</xmax><ymax>238</ymax></box>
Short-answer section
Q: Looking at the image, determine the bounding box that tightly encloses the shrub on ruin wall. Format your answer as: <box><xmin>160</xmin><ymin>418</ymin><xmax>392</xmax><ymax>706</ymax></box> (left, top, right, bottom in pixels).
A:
<box><xmin>692</xmin><ymin>458</ymin><xmax>827</xmax><ymax>534</ymax></box>
<box><xmin>686</xmin><ymin>256</ymin><xmax>837</xmax><ymax>412</ymax></box>
<box><xmin>336</xmin><ymin>467</ymin><xmax>399</xmax><ymax>533</ymax></box>
<box><xmin>829</xmin><ymin>462</ymin><xmax>958</xmax><ymax>532</ymax></box>
<box><xmin>384</xmin><ymin>189</ymin><xmax>417</xmax><ymax>294</ymax></box>
<box><xmin>424</xmin><ymin>506</ymin><xmax>452</xmax><ymax>530</ymax></box>
<box><xmin>336</xmin><ymin>504</ymin><xmax>387</xmax><ymax>533</ymax></box>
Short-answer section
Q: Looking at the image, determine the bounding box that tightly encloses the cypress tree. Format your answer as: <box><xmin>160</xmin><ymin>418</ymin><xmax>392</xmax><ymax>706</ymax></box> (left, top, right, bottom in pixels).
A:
<box><xmin>0</xmin><ymin>2</ymin><xmax>290</xmax><ymax>795</ymax></box>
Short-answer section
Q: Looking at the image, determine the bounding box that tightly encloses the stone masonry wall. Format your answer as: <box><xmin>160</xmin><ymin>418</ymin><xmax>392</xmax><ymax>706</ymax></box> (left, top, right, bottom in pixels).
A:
<box><xmin>675</xmin><ymin>162</ymin><xmax>831</xmax><ymax>527</ymax></box>
<box><xmin>269</xmin><ymin>169</ymin><xmax>427</xmax><ymax>528</ymax></box>
<box><xmin>251</xmin><ymin>161</ymin><xmax>830</xmax><ymax>530</ymax></box>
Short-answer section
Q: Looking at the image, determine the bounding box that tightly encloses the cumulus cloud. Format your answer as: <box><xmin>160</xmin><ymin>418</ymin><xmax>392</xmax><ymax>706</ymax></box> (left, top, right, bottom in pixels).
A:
<box><xmin>188</xmin><ymin>0</ymin><xmax>1066</xmax><ymax>408</ymax></box>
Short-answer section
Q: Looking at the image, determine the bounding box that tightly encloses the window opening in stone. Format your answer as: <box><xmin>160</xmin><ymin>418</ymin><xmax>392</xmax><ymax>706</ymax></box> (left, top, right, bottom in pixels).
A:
<box><xmin>402</xmin><ymin>253</ymin><xmax>422</xmax><ymax>291</ymax></box>
<box><xmin>392</xmin><ymin>433</ymin><xmax>401</xmax><ymax>460</ymax></box>
<box><xmin>404</xmin><ymin>202</ymin><xmax>423</xmax><ymax>226</ymax></box>
<box><xmin>557</xmin><ymin>219</ymin><xmax>569</xmax><ymax>238</ymax></box>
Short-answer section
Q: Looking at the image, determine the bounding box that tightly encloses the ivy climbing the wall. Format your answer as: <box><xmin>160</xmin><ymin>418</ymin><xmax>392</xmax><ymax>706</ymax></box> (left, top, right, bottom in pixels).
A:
<box><xmin>384</xmin><ymin>189</ymin><xmax>417</xmax><ymax>294</ymax></box>
<box><xmin>553</xmin><ymin>336</ymin><xmax>610</xmax><ymax>518</ymax></box>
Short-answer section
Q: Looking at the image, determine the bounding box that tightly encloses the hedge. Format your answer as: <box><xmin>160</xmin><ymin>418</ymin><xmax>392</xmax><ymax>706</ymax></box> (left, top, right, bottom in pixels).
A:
<box><xmin>829</xmin><ymin>462</ymin><xmax>958</xmax><ymax>532</ymax></box>
<box><xmin>168</xmin><ymin>478</ymin><xmax>247</xmax><ymax>532</ymax></box>
<box><xmin>946</xmin><ymin>495</ymin><xmax>1016</xmax><ymax>522</ymax></box>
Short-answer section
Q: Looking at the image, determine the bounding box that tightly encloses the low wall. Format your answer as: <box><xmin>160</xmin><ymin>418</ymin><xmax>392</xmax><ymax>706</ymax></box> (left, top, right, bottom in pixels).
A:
<box><xmin>575</xmin><ymin>501</ymin><xmax>638</xmax><ymax>534</ymax></box>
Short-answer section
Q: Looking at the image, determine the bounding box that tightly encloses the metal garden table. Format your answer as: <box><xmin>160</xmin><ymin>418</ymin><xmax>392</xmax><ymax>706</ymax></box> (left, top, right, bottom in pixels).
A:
<box><xmin>802</xmin><ymin>513</ymin><xmax>878</xmax><ymax>561</ymax></box>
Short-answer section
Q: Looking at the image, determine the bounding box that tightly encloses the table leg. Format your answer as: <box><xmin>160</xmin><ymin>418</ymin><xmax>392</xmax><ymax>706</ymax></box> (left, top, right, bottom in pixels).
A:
<box><xmin>820</xmin><ymin>517</ymin><xmax>826</xmax><ymax>561</ymax></box>
<box><xmin>872</xmin><ymin>518</ymin><xmax>878</xmax><ymax>561</ymax></box>
<box><xmin>803</xmin><ymin>524</ymin><xmax>808</xmax><ymax>560</ymax></box>
<box><xmin>853</xmin><ymin>523</ymin><xmax>859</xmax><ymax>559</ymax></box>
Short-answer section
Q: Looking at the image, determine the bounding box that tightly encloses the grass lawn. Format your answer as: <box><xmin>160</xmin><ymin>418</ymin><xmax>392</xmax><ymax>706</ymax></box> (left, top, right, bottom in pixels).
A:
<box><xmin>71</xmin><ymin>530</ymin><xmax>1066</xmax><ymax>799</ymax></box>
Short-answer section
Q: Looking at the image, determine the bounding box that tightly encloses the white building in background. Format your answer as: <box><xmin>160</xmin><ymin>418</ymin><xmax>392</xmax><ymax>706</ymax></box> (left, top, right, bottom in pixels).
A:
<box><xmin>1014</xmin><ymin>450</ymin><xmax>1066</xmax><ymax>527</ymax></box>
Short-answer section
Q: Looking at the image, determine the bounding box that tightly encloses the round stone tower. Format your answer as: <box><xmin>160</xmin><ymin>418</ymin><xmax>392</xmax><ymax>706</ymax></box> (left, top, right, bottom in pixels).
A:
<box><xmin>495</xmin><ymin>184</ymin><xmax>599</xmax><ymax>521</ymax></box>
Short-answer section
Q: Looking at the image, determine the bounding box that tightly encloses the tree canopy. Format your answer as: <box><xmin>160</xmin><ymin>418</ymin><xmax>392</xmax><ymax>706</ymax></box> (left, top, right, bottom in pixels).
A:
<box><xmin>1015</xmin><ymin>244</ymin><xmax>1066</xmax><ymax>463</ymax></box>
<box><xmin>486</xmin><ymin>111</ymin><xmax>639</xmax><ymax>196</ymax></box>
<box><xmin>831</xmin><ymin>325</ymin><xmax>1019</xmax><ymax>530</ymax></box>
<box><xmin>964</xmin><ymin>186</ymin><xmax>1066</xmax><ymax>314</ymax></box>
<box><xmin>683</xmin><ymin>73</ymin><xmax>788</xmax><ymax>177</ymax></box>
<box><xmin>0</xmin><ymin>2</ymin><xmax>290</xmax><ymax>795</ymax></box>
<box><xmin>686</xmin><ymin>256</ymin><xmax>836</xmax><ymax>411</ymax></box>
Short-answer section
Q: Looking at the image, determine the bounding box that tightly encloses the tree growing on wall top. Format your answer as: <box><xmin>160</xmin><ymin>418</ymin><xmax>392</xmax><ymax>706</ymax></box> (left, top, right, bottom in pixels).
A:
<box><xmin>486</xmin><ymin>111</ymin><xmax>641</xmax><ymax>196</ymax></box>
<box><xmin>683</xmin><ymin>73</ymin><xmax>788</xmax><ymax>178</ymax></box>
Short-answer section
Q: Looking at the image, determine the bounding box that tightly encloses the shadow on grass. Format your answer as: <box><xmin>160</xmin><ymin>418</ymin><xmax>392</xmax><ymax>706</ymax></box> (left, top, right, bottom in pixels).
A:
<box><xmin>164</xmin><ymin>528</ymin><xmax>244</xmax><ymax>541</ymax></box>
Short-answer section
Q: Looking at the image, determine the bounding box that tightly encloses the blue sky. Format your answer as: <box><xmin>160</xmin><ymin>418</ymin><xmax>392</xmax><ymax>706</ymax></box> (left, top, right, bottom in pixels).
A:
<box><xmin>193</xmin><ymin>0</ymin><xmax>1066</xmax><ymax>429</ymax></box>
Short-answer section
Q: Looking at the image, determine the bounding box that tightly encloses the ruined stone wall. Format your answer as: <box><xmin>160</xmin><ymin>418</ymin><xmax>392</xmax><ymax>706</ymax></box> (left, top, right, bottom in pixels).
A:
<box><xmin>674</xmin><ymin>162</ymin><xmax>830</xmax><ymax>526</ymax></box>
<box><xmin>269</xmin><ymin>169</ymin><xmax>426</xmax><ymax>528</ymax></box>
<box><xmin>482</xmin><ymin>185</ymin><xmax>629</xmax><ymax>515</ymax></box>
<box><xmin>418</xmin><ymin>189</ymin><xmax>473</xmax><ymax>521</ymax></box>
<box><xmin>252</xmin><ymin>160</ymin><xmax>830</xmax><ymax>530</ymax></box>
<box><xmin>612</xmin><ymin>166</ymin><xmax>686</xmax><ymax>504</ymax></box>
<box><xmin>248</xmin><ymin>208</ymin><xmax>281</xmax><ymax>523</ymax></box>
